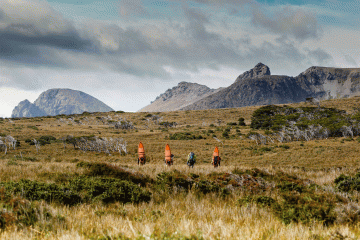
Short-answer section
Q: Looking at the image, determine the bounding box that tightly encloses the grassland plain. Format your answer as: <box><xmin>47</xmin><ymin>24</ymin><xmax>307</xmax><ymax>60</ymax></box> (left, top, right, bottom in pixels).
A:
<box><xmin>1</xmin><ymin>98</ymin><xmax>360</xmax><ymax>239</ymax></box>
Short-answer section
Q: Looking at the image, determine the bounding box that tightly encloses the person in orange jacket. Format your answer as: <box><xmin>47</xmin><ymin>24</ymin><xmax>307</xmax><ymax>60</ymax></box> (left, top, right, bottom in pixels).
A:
<box><xmin>164</xmin><ymin>144</ymin><xmax>173</xmax><ymax>166</ymax></box>
<box><xmin>212</xmin><ymin>146</ymin><xmax>221</xmax><ymax>168</ymax></box>
<box><xmin>138</xmin><ymin>142</ymin><xmax>146</xmax><ymax>165</ymax></box>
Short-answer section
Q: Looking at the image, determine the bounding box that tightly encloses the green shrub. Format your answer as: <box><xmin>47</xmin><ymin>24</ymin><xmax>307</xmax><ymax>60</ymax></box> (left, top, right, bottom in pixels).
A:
<box><xmin>1</xmin><ymin>179</ymin><xmax>81</xmax><ymax>206</ymax></box>
<box><xmin>222</xmin><ymin>131</ymin><xmax>229</xmax><ymax>138</ymax></box>
<box><xmin>168</xmin><ymin>132</ymin><xmax>203</xmax><ymax>140</ymax></box>
<box><xmin>238</xmin><ymin>195</ymin><xmax>276</xmax><ymax>208</ymax></box>
<box><xmin>272</xmin><ymin>192</ymin><xmax>336</xmax><ymax>225</ymax></box>
<box><xmin>27</xmin><ymin>125</ymin><xmax>39</xmax><ymax>131</ymax></box>
<box><xmin>277</xmin><ymin>181</ymin><xmax>305</xmax><ymax>193</ymax></box>
<box><xmin>0</xmin><ymin>194</ymin><xmax>54</xmax><ymax>229</ymax></box>
<box><xmin>38</xmin><ymin>135</ymin><xmax>57</xmax><ymax>145</ymax></box>
<box><xmin>155</xmin><ymin>171</ymin><xmax>193</xmax><ymax>192</ymax></box>
<box><xmin>155</xmin><ymin>171</ymin><xmax>227</xmax><ymax>196</ymax></box>
<box><xmin>1</xmin><ymin>177</ymin><xmax>151</xmax><ymax>205</ymax></box>
<box><xmin>259</xmin><ymin>147</ymin><xmax>272</xmax><ymax>152</ymax></box>
<box><xmin>279</xmin><ymin>145</ymin><xmax>290</xmax><ymax>149</ymax></box>
<box><xmin>250</xmin><ymin>105</ymin><xmax>351</xmax><ymax>138</ymax></box>
<box><xmin>76</xmin><ymin>162</ymin><xmax>152</xmax><ymax>186</ymax></box>
<box><xmin>238</xmin><ymin>117</ymin><xmax>246</xmax><ymax>126</ymax></box>
<box><xmin>67</xmin><ymin>177</ymin><xmax>151</xmax><ymax>204</ymax></box>
<box><xmin>237</xmin><ymin>169</ymin><xmax>337</xmax><ymax>225</ymax></box>
<box><xmin>335</xmin><ymin>172</ymin><xmax>360</xmax><ymax>192</ymax></box>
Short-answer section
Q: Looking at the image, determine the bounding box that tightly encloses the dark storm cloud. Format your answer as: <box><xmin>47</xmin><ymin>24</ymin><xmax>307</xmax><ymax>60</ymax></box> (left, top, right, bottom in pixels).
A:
<box><xmin>251</xmin><ymin>5</ymin><xmax>322</xmax><ymax>40</ymax></box>
<box><xmin>0</xmin><ymin>0</ymin><xmax>332</xmax><ymax>90</ymax></box>
<box><xmin>307</xmin><ymin>48</ymin><xmax>332</xmax><ymax>65</ymax></box>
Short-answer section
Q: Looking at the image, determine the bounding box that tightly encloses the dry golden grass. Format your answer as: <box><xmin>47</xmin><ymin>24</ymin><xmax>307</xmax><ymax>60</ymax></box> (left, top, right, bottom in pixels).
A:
<box><xmin>1</xmin><ymin>98</ymin><xmax>360</xmax><ymax>239</ymax></box>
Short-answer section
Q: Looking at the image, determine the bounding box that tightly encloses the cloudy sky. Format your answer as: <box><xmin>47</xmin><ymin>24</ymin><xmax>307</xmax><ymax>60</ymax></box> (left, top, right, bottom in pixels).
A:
<box><xmin>0</xmin><ymin>0</ymin><xmax>359</xmax><ymax>117</ymax></box>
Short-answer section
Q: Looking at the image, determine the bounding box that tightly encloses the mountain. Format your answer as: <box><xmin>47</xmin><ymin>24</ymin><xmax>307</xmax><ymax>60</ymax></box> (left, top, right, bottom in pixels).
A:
<box><xmin>182</xmin><ymin>64</ymin><xmax>360</xmax><ymax>110</ymax></box>
<box><xmin>12</xmin><ymin>89</ymin><xmax>114</xmax><ymax>118</ymax></box>
<box><xmin>11</xmin><ymin>99</ymin><xmax>47</xmax><ymax>118</ymax></box>
<box><xmin>235</xmin><ymin>62</ymin><xmax>271</xmax><ymax>82</ymax></box>
<box><xmin>138</xmin><ymin>82</ymin><xmax>221</xmax><ymax>112</ymax></box>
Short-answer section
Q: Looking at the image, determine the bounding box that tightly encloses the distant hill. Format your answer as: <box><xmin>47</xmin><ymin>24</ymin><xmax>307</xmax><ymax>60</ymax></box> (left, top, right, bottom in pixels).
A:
<box><xmin>182</xmin><ymin>64</ymin><xmax>360</xmax><ymax>110</ymax></box>
<box><xmin>12</xmin><ymin>89</ymin><xmax>114</xmax><ymax>118</ymax></box>
<box><xmin>138</xmin><ymin>82</ymin><xmax>221</xmax><ymax>112</ymax></box>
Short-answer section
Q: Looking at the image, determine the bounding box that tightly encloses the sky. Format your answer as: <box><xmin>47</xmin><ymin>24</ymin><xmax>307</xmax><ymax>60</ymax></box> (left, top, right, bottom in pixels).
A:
<box><xmin>0</xmin><ymin>0</ymin><xmax>359</xmax><ymax>117</ymax></box>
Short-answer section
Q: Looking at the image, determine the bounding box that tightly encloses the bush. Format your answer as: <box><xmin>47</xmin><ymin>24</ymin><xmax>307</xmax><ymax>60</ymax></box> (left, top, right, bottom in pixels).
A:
<box><xmin>250</xmin><ymin>105</ymin><xmax>352</xmax><ymax>138</ymax></box>
<box><xmin>335</xmin><ymin>172</ymin><xmax>360</xmax><ymax>192</ymax></box>
<box><xmin>279</xmin><ymin>144</ymin><xmax>290</xmax><ymax>149</ymax></box>
<box><xmin>0</xmin><ymin>177</ymin><xmax>151</xmax><ymax>205</ymax></box>
<box><xmin>238</xmin><ymin>195</ymin><xmax>276</xmax><ymax>208</ymax></box>
<box><xmin>272</xmin><ymin>192</ymin><xmax>336</xmax><ymax>225</ymax></box>
<box><xmin>38</xmin><ymin>135</ymin><xmax>57</xmax><ymax>145</ymax></box>
<box><xmin>1</xmin><ymin>180</ymin><xmax>81</xmax><ymax>206</ymax></box>
<box><xmin>0</xmin><ymin>193</ymin><xmax>54</xmax><ymax>229</ymax></box>
<box><xmin>155</xmin><ymin>171</ymin><xmax>193</xmax><ymax>194</ymax></box>
<box><xmin>238</xmin><ymin>117</ymin><xmax>246</xmax><ymax>126</ymax></box>
<box><xmin>76</xmin><ymin>162</ymin><xmax>152</xmax><ymax>186</ymax></box>
<box><xmin>237</xmin><ymin>169</ymin><xmax>337</xmax><ymax>225</ymax></box>
<box><xmin>27</xmin><ymin>125</ymin><xmax>39</xmax><ymax>131</ymax></box>
<box><xmin>222</xmin><ymin>131</ymin><xmax>229</xmax><ymax>138</ymax></box>
<box><xmin>168</xmin><ymin>132</ymin><xmax>204</xmax><ymax>140</ymax></box>
<box><xmin>155</xmin><ymin>170</ymin><xmax>228</xmax><ymax>196</ymax></box>
<box><xmin>67</xmin><ymin>177</ymin><xmax>151</xmax><ymax>204</ymax></box>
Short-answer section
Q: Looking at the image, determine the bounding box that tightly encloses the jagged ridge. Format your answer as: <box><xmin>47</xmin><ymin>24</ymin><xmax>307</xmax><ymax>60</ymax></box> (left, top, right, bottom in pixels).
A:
<box><xmin>182</xmin><ymin>64</ymin><xmax>360</xmax><ymax>111</ymax></box>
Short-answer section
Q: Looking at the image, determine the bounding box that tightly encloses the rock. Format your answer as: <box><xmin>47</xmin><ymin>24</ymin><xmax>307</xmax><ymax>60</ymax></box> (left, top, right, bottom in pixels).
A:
<box><xmin>11</xmin><ymin>99</ymin><xmax>46</xmax><ymax>118</ymax></box>
<box><xmin>235</xmin><ymin>62</ymin><xmax>271</xmax><ymax>82</ymax></box>
<box><xmin>11</xmin><ymin>89</ymin><xmax>114</xmax><ymax>118</ymax></box>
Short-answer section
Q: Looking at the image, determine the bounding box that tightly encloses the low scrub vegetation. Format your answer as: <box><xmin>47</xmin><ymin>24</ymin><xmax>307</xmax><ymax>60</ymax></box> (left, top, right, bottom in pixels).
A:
<box><xmin>2</xmin><ymin>97</ymin><xmax>360</xmax><ymax>238</ymax></box>
<box><xmin>167</xmin><ymin>132</ymin><xmax>204</xmax><ymax>140</ymax></box>
<box><xmin>248</xmin><ymin>105</ymin><xmax>360</xmax><ymax>144</ymax></box>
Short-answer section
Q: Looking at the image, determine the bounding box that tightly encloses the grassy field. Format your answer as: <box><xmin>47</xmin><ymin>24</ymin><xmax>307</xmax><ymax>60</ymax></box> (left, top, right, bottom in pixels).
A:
<box><xmin>1</xmin><ymin>97</ymin><xmax>360</xmax><ymax>239</ymax></box>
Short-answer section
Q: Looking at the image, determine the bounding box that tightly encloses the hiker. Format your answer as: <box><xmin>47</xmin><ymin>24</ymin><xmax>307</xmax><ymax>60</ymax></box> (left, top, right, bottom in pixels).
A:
<box><xmin>212</xmin><ymin>146</ymin><xmax>221</xmax><ymax>168</ymax></box>
<box><xmin>164</xmin><ymin>144</ymin><xmax>173</xmax><ymax>166</ymax></box>
<box><xmin>138</xmin><ymin>142</ymin><xmax>146</xmax><ymax>165</ymax></box>
<box><xmin>187</xmin><ymin>152</ymin><xmax>196</xmax><ymax>168</ymax></box>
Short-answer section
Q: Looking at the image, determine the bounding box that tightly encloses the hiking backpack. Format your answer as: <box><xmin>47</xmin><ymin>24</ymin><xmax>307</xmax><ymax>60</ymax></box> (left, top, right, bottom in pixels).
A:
<box><xmin>188</xmin><ymin>152</ymin><xmax>195</xmax><ymax>162</ymax></box>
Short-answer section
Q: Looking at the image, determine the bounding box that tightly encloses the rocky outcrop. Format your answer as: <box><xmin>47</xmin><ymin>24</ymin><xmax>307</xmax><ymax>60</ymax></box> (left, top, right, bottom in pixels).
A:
<box><xmin>296</xmin><ymin>66</ymin><xmax>360</xmax><ymax>99</ymax></box>
<box><xmin>235</xmin><ymin>62</ymin><xmax>271</xmax><ymax>83</ymax></box>
<box><xmin>138</xmin><ymin>82</ymin><xmax>220</xmax><ymax>112</ymax></box>
<box><xmin>11</xmin><ymin>89</ymin><xmax>114</xmax><ymax>118</ymax></box>
<box><xmin>11</xmin><ymin>99</ymin><xmax>46</xmax><ymax>118</ymax></box>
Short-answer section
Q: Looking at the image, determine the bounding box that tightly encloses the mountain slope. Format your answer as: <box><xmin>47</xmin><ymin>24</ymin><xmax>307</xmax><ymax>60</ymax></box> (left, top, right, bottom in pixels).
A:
<box><xmin>12</xmin><ymin>89</ymin><xmax>114</xmax><ymax>118</ymax></box>
<box><xmin>139</xmin><ymin>82</ymin><xmax>220</xmax><ymax>112</ymax></box>
<box><xmin>182</xmin><ymin>64</ymin><xmax>360</xmax><ymax>110</ymax></box>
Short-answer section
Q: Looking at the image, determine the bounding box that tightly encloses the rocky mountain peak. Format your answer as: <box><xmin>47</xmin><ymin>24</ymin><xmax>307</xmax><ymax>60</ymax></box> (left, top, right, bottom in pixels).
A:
<box><xmin>235</xmin><ymin>62</ymin><xmax>271</xmax><ymax>82</ymax></box>
<box><xmin>12</xmin><ymin>88</ymin><xmax>114</xmax><ymax>118</ymax></box>
<box><xmin>11</xmin><ymin>99</ymin><xmax>46</xmax><ymax>118</ymax></box>
<box><xmin>139</xmin><ymin>82</ymin><xmax>219</xmax><ymax>112</ymax></box>
<box><xmin>154</xmin><ymin>82</ymin><xmax>212</xmax><ymax>102</ymax></box>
